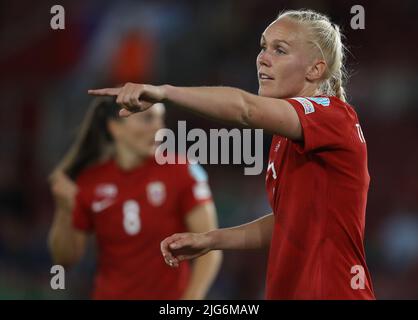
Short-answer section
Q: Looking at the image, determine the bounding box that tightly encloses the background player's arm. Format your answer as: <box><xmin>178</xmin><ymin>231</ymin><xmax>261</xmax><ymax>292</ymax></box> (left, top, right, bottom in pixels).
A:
<box><xmin>181</xmin><ymin>201</ymin><xmax>222</xmax><ymax>300</ymax></box>
<box><xmin>48</xmin><ymin>171</ymin><xmax>87</xmax><ymax>267</ymax></box>
<box><xmin>161</xmin><ymin>213</ymin><xmax>274</xmax><ymax>267</ymax></box>
<box><xmin>89</xmin><ymin>84</ymin><xmax>302</xmax><ymax>140</ymax></box>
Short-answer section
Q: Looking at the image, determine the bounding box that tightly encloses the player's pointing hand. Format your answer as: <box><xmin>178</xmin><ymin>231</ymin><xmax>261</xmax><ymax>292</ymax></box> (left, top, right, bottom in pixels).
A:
<box><xmin>87</xmin><ymin>87</ymin><xmax>122</xmax><ymax>96</ymax></box>
<box><xmin>88</xmin><ymin>83</ymin><xmax>167</xmax><ymax>117</ymax></box>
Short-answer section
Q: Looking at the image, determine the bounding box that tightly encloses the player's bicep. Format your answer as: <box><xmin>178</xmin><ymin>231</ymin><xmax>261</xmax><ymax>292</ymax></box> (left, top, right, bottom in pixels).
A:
<box><xmin>244</xmin><ymin>95</ymin><xmax>302</xmax><ymax>140</ymax></box>
<box><xmin>185</xmin><ymin>202</ymin><xmax>218</xmax><ymax>234</ymax></box>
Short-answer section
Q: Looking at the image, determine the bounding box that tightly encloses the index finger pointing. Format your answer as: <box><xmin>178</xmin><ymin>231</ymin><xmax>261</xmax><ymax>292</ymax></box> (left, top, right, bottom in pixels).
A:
<box><xmin>88</xmin><ymin>88</ymin><xmax>121</xmax><ymax>96</ymax></box>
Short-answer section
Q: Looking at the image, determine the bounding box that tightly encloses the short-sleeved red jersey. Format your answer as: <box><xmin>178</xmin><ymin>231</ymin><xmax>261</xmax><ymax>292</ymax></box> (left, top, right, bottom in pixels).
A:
<box><xmin>73</xmin><ymin>156</ymin><xmax>212</xmax><ymax>299</ymax></box>
<box><xmin>265</xmin><ymin>96</ymin><xmax>375</xmax><ymax>299</ymax></box>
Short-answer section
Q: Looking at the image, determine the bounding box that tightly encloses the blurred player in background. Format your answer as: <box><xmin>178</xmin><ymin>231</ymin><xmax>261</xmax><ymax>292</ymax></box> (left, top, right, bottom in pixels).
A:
<box><xmin>89</xmin><ymin>9</ymin><xmax>375</xmax><ymax>299</ymax></box>
<box><xmin>48</xmin><ymin>97</ymin><xmax>222</xmax><ymax>299</ymax></box>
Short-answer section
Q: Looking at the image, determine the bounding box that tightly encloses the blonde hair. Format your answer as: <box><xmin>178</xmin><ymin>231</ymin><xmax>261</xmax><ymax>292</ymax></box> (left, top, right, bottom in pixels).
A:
<box><xmin>278</xmin><ymin>9</ymin><xmax>348</xmax><ymax>101</ymax></box>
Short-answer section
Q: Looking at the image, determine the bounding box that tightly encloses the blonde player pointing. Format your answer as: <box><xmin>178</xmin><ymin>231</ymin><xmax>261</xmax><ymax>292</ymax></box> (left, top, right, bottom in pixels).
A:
<box><xmin>89</xmin><ymin>10</ymin><xmax>375</xmax><ymax>299</ymax></box>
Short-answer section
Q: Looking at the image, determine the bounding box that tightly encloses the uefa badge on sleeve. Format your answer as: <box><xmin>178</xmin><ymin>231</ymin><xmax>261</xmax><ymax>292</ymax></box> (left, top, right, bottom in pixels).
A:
<box><xmin>147</xmin><ymin>181</ymin><xmax>166</xmax><ymax>206</ymax></box>
<box><xmin>291</xmin><ymin>97</ymin><xmax>315</xmax><ymax>114</ymax></box>
<box><xmin>193</xmin><ymin>182</ymin><xmax>211</xmax><ymax>200</ymax></box>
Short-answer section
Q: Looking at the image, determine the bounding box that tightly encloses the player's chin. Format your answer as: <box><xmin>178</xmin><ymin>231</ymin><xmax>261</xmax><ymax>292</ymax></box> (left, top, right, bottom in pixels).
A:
<box><xmin>258</xmin><ymin>85</ymin><xmax>275</xmax><ymax>98</ymax></box>
<box><xmin>259</xmin><ymin>83</ymin><xmax>285</xmax><ymax>99</ymax></box>
<box><xmin>132</xmin><ymin>144</ymin><xmax>155</xmax><ymax>159</ymax></box>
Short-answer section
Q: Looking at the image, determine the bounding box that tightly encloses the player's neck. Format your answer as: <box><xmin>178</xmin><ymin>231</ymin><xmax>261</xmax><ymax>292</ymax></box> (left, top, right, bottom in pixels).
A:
<box><xmin>114</xmin><ymin>147</ymin><xmax>146</xmax><ymax>171</ymax></box>
<box><xmin>298</xmin><ymin>83</ymin><xmax>321</xmax><ymax>97</ymax></box>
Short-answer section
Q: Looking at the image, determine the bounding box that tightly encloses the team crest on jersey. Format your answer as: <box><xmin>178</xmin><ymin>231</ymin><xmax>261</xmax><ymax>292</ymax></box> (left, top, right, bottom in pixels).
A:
<box><xmin>291</xmin><ymin>97</ymin><xmax>315</xmax><ymax>114</ymax></box>
<box><xmin>95</xmin><ymin>183</ymin><xmax>118</xmax><ymax>198</ymax></box>
<box><xmin>147</xmin><ymin>181</ymin><xmax>166</xmax><ymax>206</ymax></box>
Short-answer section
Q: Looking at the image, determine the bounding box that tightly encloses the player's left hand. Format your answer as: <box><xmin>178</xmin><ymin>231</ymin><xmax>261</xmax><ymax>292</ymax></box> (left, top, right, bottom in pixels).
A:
<box><xmin>160</xmin><ymin>232</ymin><xmax>212</xmax><ymax>268</ymax></box>
<box><xmin>49</xmin><ymin>170</ymin><xmax>78</xmax><ymax>212</ymax></box>
<box><xmin>88</xmin><ymin>83</ymin><xmax>166</xmax><ymax>117</ymax></box>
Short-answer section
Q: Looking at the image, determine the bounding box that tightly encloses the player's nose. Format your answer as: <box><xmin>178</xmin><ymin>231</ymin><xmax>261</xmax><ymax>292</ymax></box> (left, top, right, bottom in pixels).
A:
<box><xmin>257</xmin><ymin>50</ymin><xmax>272</xmax><ymax>68</ymax></box>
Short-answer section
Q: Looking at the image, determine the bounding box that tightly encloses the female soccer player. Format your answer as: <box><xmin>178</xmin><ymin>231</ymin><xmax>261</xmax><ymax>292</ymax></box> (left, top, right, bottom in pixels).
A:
<box><xmin>89</xmin><ymin>10</ymin><xmax>375</xmax><ymax>299</ymax></box>
<box><xmin>48</xmin><ymin>98</ymin><xmax>222</xmax><ymax>299</ymax></box>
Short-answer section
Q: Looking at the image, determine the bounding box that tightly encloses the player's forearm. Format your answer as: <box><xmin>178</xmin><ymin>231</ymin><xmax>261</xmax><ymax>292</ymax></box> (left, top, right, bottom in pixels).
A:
<box><xmin>181</xmin><ymin>250</ymin><xmax>222</xmax><ymax>300</ymax></box>
<box><xmin>163</xmin><ymin>85</ymin><xmax>252</xmax><ymax>125</ymax></box>
<box><xmin>208</xmin><ymin>213</ymin><xmax>274</xmax><ymax>250</ymax></box>
<box><xmin>48</xmin><ymin>209</ymin><xmax>81</xmax><ymax>266</ymax></box>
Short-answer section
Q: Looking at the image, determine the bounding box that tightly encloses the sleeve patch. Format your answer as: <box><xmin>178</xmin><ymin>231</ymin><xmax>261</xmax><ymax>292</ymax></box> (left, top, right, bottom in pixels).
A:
<box><xmin>307</xmin><ymin>97</ymin><xmax>330</xmax><ymax>106</ymax></box>
<box><xmin>188</xmin><ymin>163</ymin><xmax>208</xmax><ymax>182</ymax></box>
<box><xmin>193</xmin><ymin>182</ymin><xmax>211</xmax><ymax>200</ymax></box>
<box><xmin>291</xmin><ymin>97</ymin><xmax>315</xmax><ymax>114</ymax></box>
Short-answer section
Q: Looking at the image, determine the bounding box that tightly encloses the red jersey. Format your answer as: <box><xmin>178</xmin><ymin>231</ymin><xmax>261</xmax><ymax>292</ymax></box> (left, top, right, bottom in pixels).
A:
<box><xmin>72</xmin><ymin>156</ymin><xmax>212</xmax><ymax>299</ymax></box>
<box><xmin>265</xmin><ymin>96</ymin><xmax>375</xmax><ymax>299</ymax></box>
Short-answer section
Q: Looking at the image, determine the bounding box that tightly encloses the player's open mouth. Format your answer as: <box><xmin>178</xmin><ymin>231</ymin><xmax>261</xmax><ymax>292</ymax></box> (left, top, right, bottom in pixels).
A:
<box><xmin>258</xmin><ymin>72</ymin><xmax>274</xmax><ymax>81</ymax></box>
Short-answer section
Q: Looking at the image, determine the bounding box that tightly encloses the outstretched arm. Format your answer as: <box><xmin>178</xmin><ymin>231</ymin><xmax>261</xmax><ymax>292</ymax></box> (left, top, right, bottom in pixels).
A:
<box><xmin>89</xmin><ymin>83</ymin><xmax>302</xmax><ymax>140</ymax></box>
<box><xmin>160</xmin><ymin>213</ymin><xmax>274</xmax><ymax>267</ymax></box>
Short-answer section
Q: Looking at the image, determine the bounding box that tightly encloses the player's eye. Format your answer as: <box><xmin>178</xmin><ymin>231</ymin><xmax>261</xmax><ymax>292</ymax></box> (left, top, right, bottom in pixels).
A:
<box><xmin>275</xmin><ymin>47</ymin><xmax>286</xmax><ymax>55</ymax></box>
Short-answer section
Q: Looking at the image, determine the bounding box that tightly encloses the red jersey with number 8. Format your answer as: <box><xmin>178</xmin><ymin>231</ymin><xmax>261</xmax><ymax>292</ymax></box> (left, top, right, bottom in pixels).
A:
<box><xmin>73</xmin><ymin>156</ymin><xmax>212</xmax><ymax>299</ymax></box>
<box><xmin>265</xmin><ymin>96</ymin><xmax>375</xmax><ymax>299</ymax></box>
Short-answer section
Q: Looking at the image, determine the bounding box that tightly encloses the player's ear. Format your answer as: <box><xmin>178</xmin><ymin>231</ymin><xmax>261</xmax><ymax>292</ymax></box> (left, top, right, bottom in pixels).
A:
<box><xmin>306</xmin><ymin>59</ymin><xmax>327</xmax><ymax>81</ymax></box>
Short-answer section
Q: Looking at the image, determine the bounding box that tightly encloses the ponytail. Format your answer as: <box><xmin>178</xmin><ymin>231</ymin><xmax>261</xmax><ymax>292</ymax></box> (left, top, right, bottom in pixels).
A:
<box><xmin>55</xmin><ymin>97</ymin><xmax>120</xmax><ymax>180</ymax></box>
<box><xmin>330</xmin><ymin>71</ymin><xmax>347</xmax><ymax>102</ymax></box>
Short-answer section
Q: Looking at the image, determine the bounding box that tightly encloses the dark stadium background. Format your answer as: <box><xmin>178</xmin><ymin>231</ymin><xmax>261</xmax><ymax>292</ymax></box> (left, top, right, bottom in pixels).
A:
<box><xmin>0</xmin><ymin>0</ymin><xmax>417</xmax><ymax>299</ymax></box>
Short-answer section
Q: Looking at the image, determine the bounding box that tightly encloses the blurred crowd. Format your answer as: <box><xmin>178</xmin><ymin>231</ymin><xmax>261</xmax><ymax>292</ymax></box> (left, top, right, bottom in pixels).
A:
<box><xmin>0</xmin><ymin>0</ymin><xmax>417</xmax><ymax>299</ymax></box>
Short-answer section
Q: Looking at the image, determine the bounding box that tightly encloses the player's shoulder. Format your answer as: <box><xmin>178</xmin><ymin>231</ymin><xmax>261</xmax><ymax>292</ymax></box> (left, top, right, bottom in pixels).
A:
<box><xmin>328</xmin><ymin>96</ymin><xmax>357</xmax><ymax>111</ymax></box>
<box><xmin>293</xmin><ymin>95</ymin><xmax>359</xmax><ymax>119</ymax></box>
<box><xmin>154</xmin><ymin>154</ymin><xmax>208</xmax><ymax>182</ymax></box>
<box><xmin>289</xmin><ymin>95</ymin><xmax>354</xmax><ymax>109</ymax></box>
<box><xmin>328</xmin><ymin>96</ymin><xmax>360</xmax><ymax>123</ymax></box>
<box><xmin>75</xmin><ymin>159</ymin><xmax>114</xmax><ymax>186</ymax></box>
